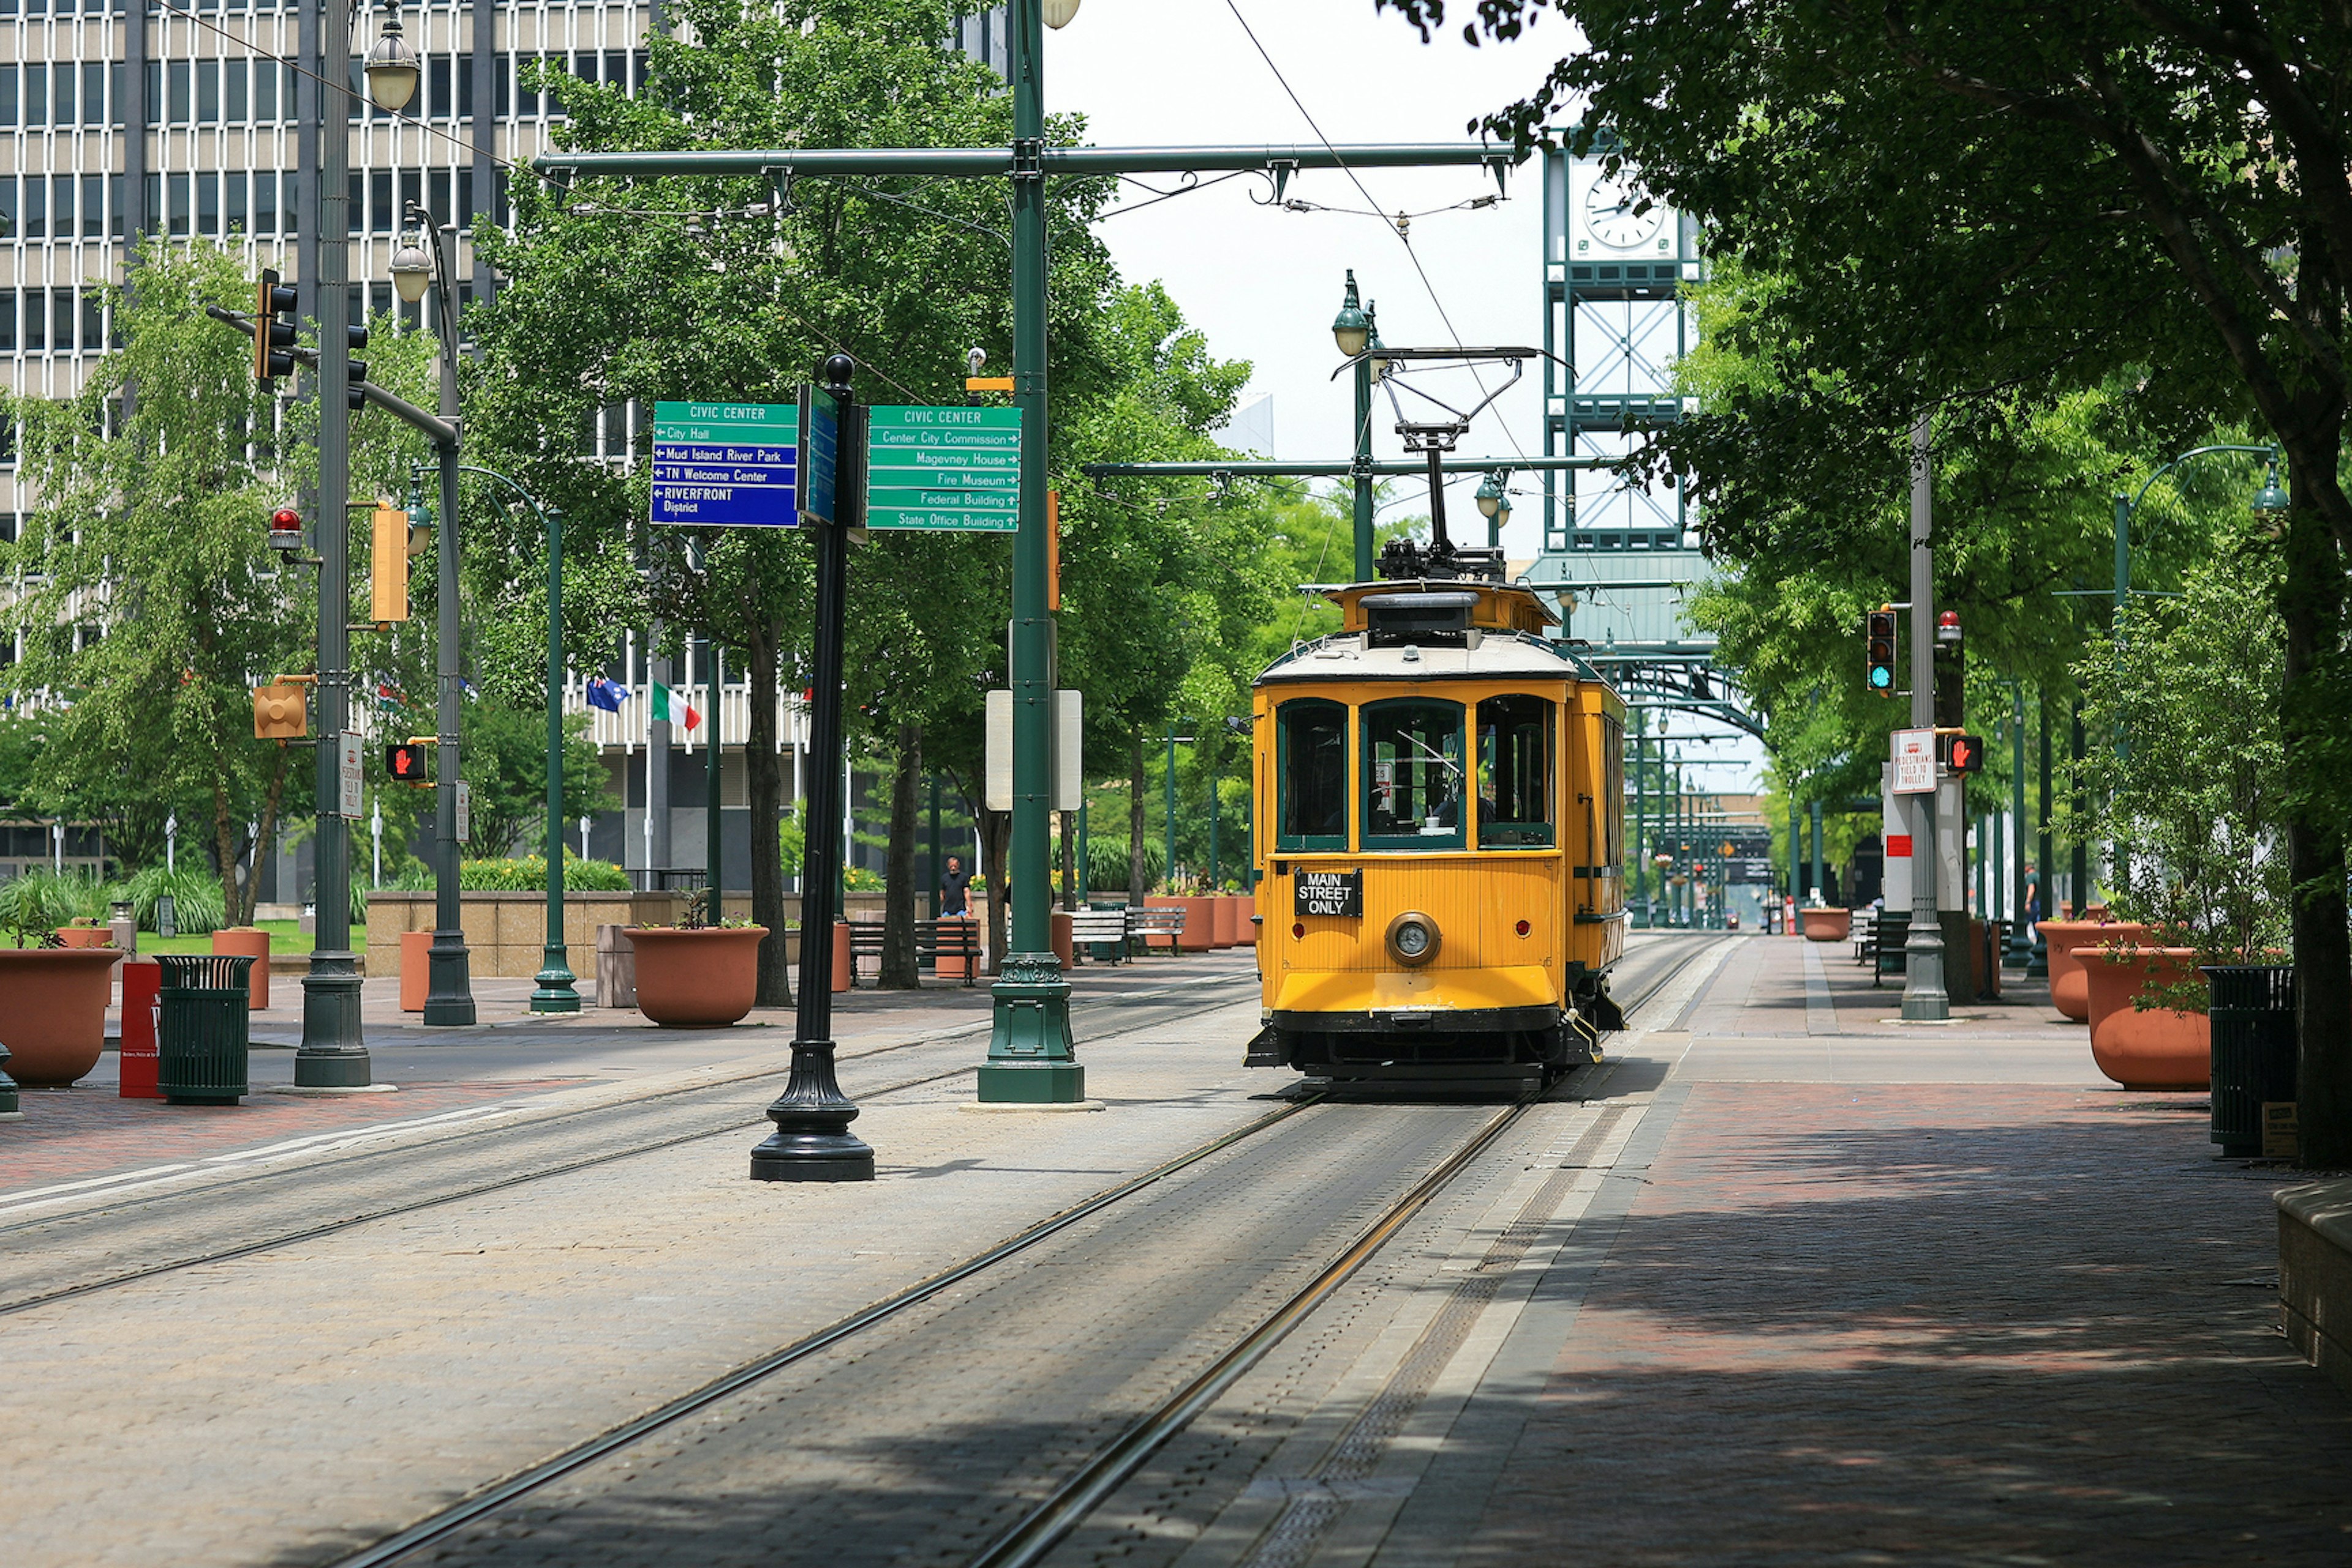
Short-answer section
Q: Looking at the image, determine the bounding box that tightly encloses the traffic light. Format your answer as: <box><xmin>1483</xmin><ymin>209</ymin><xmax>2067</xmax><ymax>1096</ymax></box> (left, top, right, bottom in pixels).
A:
<box><xmin>254</xmin><ymin>268</ymin><xmax>297</xmax><ymax>389</ymax></box>
<box><xmin>345</xmin><ymin>323</ymin><xmax>370</xmax><ymax>410</ymax></box>
<box><xmin>370</xmin><ymin>502</ymin><xmax>409</xmax><ymax>624</ymax></box>
<box><xmin>253</xmin><ymin>682</ymin><xmax>307</xmax><ymax>740</ymax></box>
<box><xmin>386</xmin><ymin>741</ymin><xmax>432</xmax><ymax>783</ymax></box>
<box><xmin>1942</xmin><ymin>733</ymin><xmax>1987</xmax><ymax>774</ymax></box>
<box><xmin>1865</xmin><ymin>609</ymin><xmax>1897</xmax><ymax>695</ymax></box>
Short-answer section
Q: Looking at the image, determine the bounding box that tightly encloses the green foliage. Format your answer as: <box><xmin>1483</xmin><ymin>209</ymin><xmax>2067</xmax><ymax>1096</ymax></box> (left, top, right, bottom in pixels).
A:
<box><xmin>0</xmin><ymin>869</ymin><xmax>99</xmax><ymax>947</ymax></box>
<box><xmin>124</xmin><ymin>864</ymin><xmax>228</xmax><ymax>935</ymax></box>
<box><xmin>2066</xmin><ymin>555</ymin><xmax>2292</xmax><ymax>1006</ymax></box>
<box><xmin>458</xmin><ymin>854</ymin><xmax>633</xmax><ymax>892</ymax></box>
<box><xmin>457</xmin><ymin>705</ymin><xmax>616</xmax><ymax>858</ymax></box>
<box><xmin>1087</xmin><ymin>836</ymin><xmax>1163</xmax><ymax>896</ymax></box>
<box><xmin>842</xmin><ymin>865</ymin><xmax>884</xmax><ymax>892</ymax></box>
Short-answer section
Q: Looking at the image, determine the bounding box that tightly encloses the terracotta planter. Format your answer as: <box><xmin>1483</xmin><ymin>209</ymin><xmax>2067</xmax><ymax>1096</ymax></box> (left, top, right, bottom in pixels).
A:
<box><xmin>1210</xmin><ymin>896</ymin><xmax>1239</xmax><ymax>949</ymax></box>
<box><xmin>0</xmin><ymin>946</ymin><xmax>123</xmax><ymax>1087</ymax></box>
<box><xmin>1050</xmin><ymin>910</ymin><xmax>1076</xmax><ymax>968</ymax></box>
<box><xmin>2082</xmin><ymin>946</ymin><xmax>2210</xmax><ymax>1090</ymax></box>
<box><xmin>935</xmin><ymin>914</ymin><xmax>977</xmax><ymax>980</ymax></box>
<box><xmin>1800</xmin><ymin>907</ymin><xmax>1850</xmax><ymax>943</ymax></box>
<box><xmin>53</xmin><ymin>925</ymin><xmax>111</xmax><ymax>949</ymax></box>
<box><xmin>211</xmin><ymin>927</ymin><xmax>271</xmax><ymax>1010</ymax></box>
<box><xmin>1231</xmin><ymin>894</ymin><xmax>1259</xmax><ymax>947</ymax></box>
<box><xmin>399</xmin><ymin>929</ymin><xmax>432</xmax><ymax>1013</ymax></box>
<box><xmin>1147</xmin><ymin>894</ymin><xmax>1214</xmax><ymax>952</ymax></box>
<box><xmin>623</xmin><ymin>926</ymin><xmax>768</xmax><ymax>1027</ymax></box>
<box><xmin>2038</xmin><ymin>920</ymin><xmax>2146</xmax><ymax>1023</ymax></box>
<box><xmin>832</xmin><ymin>920</ymin><xmax>853</xmax><ymax>993</ymax></box>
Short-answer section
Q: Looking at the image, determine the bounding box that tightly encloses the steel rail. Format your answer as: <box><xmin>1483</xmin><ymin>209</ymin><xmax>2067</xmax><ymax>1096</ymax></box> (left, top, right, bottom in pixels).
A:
<box><xmin>0</xmin><ymin>975</ymin><xmax>1264</xmax><ymax>1317</ymax></box>
<box><xmin>963</xmin><ymin>931</ymin><xmax>1727</xmax><ymax>1568</ymax></box>
<box><xmin>323</xmin><ymin>1092</ymin><xmax>1325</xmax><ymax>1568</ymax></box>
<box><xmin>314</xmin><ymin>933</ymin><xmax>1721</xmax><ymax>1568</ymax></box>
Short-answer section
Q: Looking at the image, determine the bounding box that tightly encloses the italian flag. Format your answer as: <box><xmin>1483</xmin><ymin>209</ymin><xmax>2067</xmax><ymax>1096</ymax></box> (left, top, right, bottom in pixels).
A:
<box><xmin>651</xmin><ymin>682</ymin><xmax>701</xmax><ymax>732</ymax></box>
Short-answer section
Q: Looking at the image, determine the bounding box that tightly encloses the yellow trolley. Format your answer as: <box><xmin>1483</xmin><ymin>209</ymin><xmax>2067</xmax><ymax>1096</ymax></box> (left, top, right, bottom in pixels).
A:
<box><xmin>1246</xmin><ymin>579</ymin><xmax>1627</xmax><ymax>1090</ymax></box>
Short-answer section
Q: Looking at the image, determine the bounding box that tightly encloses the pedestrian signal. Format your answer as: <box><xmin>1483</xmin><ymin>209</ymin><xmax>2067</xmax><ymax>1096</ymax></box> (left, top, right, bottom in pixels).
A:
<box><xmin>1942</xmin><ymin>733</ymin><xmax>1987</xmax><ymax>774</ymax></box>
<box><xmin>1865</xmin><ymin>609</ymin><xmax>1897</xmax><ymax>695</ymax></box>
<box><xmin>253</xmin><ymin>683</ymin><xmax>307</xmax><ymax>739</ymax></box>
<box><xmin>254</xmin><ymin>268</ymin><xmax>298</xmax><ymax>390</ymax></box>
<box><xmin>386</xmin><ymin>741</ymin><xmax>432</xmax><ymax>783</ymax></box>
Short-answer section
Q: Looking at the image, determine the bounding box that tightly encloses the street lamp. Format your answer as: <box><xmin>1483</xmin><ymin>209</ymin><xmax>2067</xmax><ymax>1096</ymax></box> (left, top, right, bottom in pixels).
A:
<box><xmin>1336</xmin><ymin>272</ymin><xmax>1376</xmax><ymax>579</ymax></box>
<box><xmin>1042</xmin><ymin>0</ymin><xmax>1082</xmax><ymax>24</ymax></box>
<box><xmin>362</xmin><ymin>2</ymin><xmax>420</xmax><ymax>112</ymax></box>
<box><xmin>394</xmin><ymin>203</ymin><xmax>477</xmax><ymax>1025</ymax></box>
<box><xmin>2255</xmin><ymin>457</ymin><xmax>2291</xmax><ymax>528</ymax></box>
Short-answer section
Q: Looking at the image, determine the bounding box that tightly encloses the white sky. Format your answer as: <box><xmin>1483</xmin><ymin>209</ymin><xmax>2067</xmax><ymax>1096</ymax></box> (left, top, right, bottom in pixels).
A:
<box><xmin>1054</xmin><ymin>0</ymin><xmax>1763</xmax><ymax>791</ymax></box>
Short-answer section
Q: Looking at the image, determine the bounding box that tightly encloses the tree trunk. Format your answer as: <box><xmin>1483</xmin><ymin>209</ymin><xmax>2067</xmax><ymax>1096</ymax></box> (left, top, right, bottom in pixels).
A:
<box><xmin>745</xmin><ymin>614</ymin><xmax>791</xmax><ymax>1006</ymax></box>
<box><xmin>2280</xmin><ymin>490</ymin><xmax>2352</xmax><ymax>1167</ymax></box>
<box><xmin>1059</xmin><ymin>809</ymin><xmax>1076</xmax><ymax>910</ymax></box>
<box><xmin>880</xmin><ymin>720</ymin><xmax>921</xmax><ymax>988</ymax></box>
<box><xmin>1128</xmin><ymin>731</ymin><xmax>1148</xmax><ymax>902</ymax></box>
<box><xmin>980</xmin><ymin>806</ymin><xmax>1011</xmax><ymax>974</ymax></box>
<box><xmin>214</xmin><ymin>746</ymin><xmax>289</xmax><ymax>928</ymax></box>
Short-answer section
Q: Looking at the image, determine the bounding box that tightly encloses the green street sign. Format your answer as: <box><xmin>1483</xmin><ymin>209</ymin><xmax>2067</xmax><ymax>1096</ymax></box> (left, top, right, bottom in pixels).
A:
<box><xmin>866</xmin><ymin>406</ymin><xmax>1022</xmax><ymax>531</ymax></box>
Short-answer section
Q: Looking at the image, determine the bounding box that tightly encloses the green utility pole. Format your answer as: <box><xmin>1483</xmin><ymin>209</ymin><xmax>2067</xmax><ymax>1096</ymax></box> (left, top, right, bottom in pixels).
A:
<box><xmin>1630</xmin><ymin>718</ymin><xmax>1647</xmax><ymax>928</ymax></box>
<box><xmin>707</xmin><ymin>643</ymin><xmax>724</xmax><ymax>925</ymax></box>
<box><xmin>1334</xmin><ymin>271</ymin><xmax>1378</xmax><ymax>581</ymax></box>
<box><xmin>928</xmin><ymin>775</ymin><xmax>941</xmax><ymax>922</ymax></box>
<box><xmin>534</xmin><ymin>17</ymin><xmax>1510</xmax><ymax>1107</ymax></box>
<box><xmin>1165</xmin><ymin>723</ymin><xmax>1178</xmax><ymax>891</ymax></box>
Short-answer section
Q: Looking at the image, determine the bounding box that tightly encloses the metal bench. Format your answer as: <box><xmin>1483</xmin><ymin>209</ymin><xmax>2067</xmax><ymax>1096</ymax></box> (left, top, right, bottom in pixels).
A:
<box><xmin>1068</xmin><ymin>908</ymin><xmax>1131</xmax><ymax>964</ymax></box>
<box><xmin>1125</xmin><ymin>907</ymin><xmax>1188</xmax><ymax>955</ymax></box>
<box><xmin>1853</xmin><ymin>907</ymin><xmax>1879</xmax><ymax>965</ymax></box>
<box><xmin>843</xmin><ymin>918</ymin><xmax>982</xmax><ymax>987</ymax></box>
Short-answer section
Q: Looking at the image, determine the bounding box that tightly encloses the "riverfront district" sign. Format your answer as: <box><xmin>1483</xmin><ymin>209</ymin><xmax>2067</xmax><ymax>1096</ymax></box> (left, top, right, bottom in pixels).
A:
<box><xmin>650</xmin><ymin>401</ymin><xmax>797</xmax><ymax>527</ymax></box>
<box><xmin>866</xmin><ymin>406</ymin><xmax>1022</xmax><ymax>531</ymax></box>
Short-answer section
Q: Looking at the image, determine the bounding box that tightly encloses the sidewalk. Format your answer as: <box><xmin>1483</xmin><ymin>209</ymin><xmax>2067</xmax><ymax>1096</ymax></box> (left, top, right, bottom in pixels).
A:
<box><xmin>6</xmin><ymin>948</ymin><xmax>1259</xmax><ymax>1199</ymax></box>
<box><xmin>1374</xmin><ymin>932</ymin><xmax>2352</xmax><ymax>1566</ymax></box>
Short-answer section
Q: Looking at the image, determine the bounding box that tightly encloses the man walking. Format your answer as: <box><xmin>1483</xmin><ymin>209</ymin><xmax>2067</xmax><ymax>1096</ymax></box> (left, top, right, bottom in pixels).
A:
<box><xmin>940</xmin><ymin>854</ymin><xmax>972</xmax><ymax>919</ymax></box>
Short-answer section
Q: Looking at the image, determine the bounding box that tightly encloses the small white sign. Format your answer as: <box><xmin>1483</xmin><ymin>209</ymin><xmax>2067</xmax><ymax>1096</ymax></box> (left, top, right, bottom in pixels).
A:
<box><xmin>1892</xmin><ymin>728</ymin><xmax>1936</xmax><ymax>794</ymax></box>
<box><xmin>454</xmin><ymin>780</ymin><xmax>472</xmax><ymax>845</ymax></box>
<box><xmin>337</xmin><ymin>735</ymin><xmax>364</xmax><ymax>818</ymax></box>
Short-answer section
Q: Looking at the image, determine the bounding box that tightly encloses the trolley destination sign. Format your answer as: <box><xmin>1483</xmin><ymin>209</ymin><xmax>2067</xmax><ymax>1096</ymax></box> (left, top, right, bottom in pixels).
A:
<box><xmin>867</xmin><ymin>406</ymin><xmax>1022</xmax><ymax>531</ymax></box>
<box><xmin>1294</xmin><ymin>869</ymin><xmax>1363</xmax><ymax>918</ymax></box>
<box><xmin>650</xmin><ymin>401</ymin><xmax>798</xmax><ymax>527</ymax></box>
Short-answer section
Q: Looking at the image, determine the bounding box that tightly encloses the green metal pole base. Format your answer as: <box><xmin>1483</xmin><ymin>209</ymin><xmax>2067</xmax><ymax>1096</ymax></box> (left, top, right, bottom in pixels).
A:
<box><xmin>295</xmin><ymin>958</ymin><xmax>371</xmax><ymax>1087</ymax></box>
<box><xmin>423</xmin><ymin>930</ymin><xmax>477</xmax><ymax>1026</ymax></box>
<box><xmin>0</xmin><ymin>1039</ymin><xmax>19</xmax><ymax>1117</ymax></box>
<box><xmin>530</xmin><ymin>948</ymin><xmax>582</xmax><ymax>1015</ymax></box>
<box><xmin>979</xmin><ymin>951</ymin><xmax>1081</xmax><ymax>1103</ymax></box>
<box><xmin>751</xmin><ymin>1040</ymin><xmax>875</xmax><ymax>1182</ymax></box>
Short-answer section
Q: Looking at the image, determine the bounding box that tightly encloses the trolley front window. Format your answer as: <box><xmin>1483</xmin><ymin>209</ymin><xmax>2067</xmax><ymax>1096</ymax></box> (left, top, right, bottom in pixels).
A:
<box><xmin>1477</xmin><ymin>695</ymin><xmax>1555</xmax><ymax>848</ymax></box>
<box><xmin>1276</xmin><ymin>699</ymin><xmax>1348</xmax><ymax>851</ymax></box>
<box><xmin>1362</xmin><ymin>699</ymin><xmax>1466</xmax><ymax>850</ymax></box>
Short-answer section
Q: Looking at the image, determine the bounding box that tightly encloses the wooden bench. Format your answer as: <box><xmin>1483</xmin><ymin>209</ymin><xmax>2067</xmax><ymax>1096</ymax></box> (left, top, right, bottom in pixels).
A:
<box><xmin>1852</xmin><ymin>907</ymin><xmax>1879</xmax><ymax>966</ymax></box>
<box><xmin>843</xmin><ymin>918</ymin><xmax>982</xmax><ymax>987</ymax></box>
<box><xmin>1068</xmin><ymin>908</ymin><xmax>1131</xmax><ymax>965</ymax></box>
<box><xmin>1126</xmin><ymin>906</ymin><xmax>1188</xmax><ymax>955</ymax></box>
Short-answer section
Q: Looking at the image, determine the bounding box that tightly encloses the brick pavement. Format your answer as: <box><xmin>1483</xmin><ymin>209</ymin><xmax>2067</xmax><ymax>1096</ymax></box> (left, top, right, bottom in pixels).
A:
<box><xmin>5</xmin><ymin>952</ymin><xmax>1257</xmax><ymax>1198</ymax></box>
<box><xmin>1362</xmin><ymin>935</ymin><xmax>2352</xmax><ymax>1566</ymax></box>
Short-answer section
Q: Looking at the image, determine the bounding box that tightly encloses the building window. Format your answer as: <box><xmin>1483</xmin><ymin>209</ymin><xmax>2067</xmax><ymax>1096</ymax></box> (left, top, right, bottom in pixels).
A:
<box><xmin>24</xmin><ymin>177</ymin><xmax>45</xmax><ymax>240</ymax></box>
<box><xmin>226</xmin><ymin>171</ymin><xmax>247</xmax><ymax>232</ymax></box>
<box><xmin>0</xmin><ymin>293</ymin><xmax>15</xmax><ymax>353</ymax></box>
<box><xmin>49</xmin><ymin>175</ymin><xmax>71</xmax><ymax>239</ymax></box>
<box><xmin>81</xmin><ymin>174</ymin><xmax>102</xmax><ymax>238</ymax></box>
<box><xmin>80</xmin><ymin>291</ymin><xmax>102</xmax><ymax>353</ymax></box>
<box><xmin>197</xmin><ymin>172</ymin><xmax>219</xmax><ymax>236</ymax></box>
<box><xmin>168</xmin><ymin>172</ymin><xmax>189</xmax><ymax>236</ymax></box>
<box><xmin>53</xmin><ymin>290</ymin><xmax>75</xmax><ymax>353</ymax></box>
<box><xmin>371</xmin><ymin>170</ymin><xmax>393</xmax><ymax>232</ymax></box>
<box><xmin>255</xmin><ymin>172</ymin><xmax>277</xmax><ymax>235</ymax></box>
<box><xmin>83</xmin><ymin>62</ymin><xmax>103</xmax><ymax>126</ymax></box>
<box><xmin>0</xmin><ymin>67</ymin><xmax>17</xmax><ymax>128</ymax></box>
<box><xmin>168</xmin><ymin>59</ymin><xmax>189</xmax><ymax>124</ymax></box>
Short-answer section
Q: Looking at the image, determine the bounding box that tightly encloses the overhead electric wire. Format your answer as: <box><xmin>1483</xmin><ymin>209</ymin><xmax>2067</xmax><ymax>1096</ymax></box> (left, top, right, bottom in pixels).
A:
<box><xmin>1218</xmin><ymin>0</ymin><xmax>1534</xmax><ymax>468</ymax></box>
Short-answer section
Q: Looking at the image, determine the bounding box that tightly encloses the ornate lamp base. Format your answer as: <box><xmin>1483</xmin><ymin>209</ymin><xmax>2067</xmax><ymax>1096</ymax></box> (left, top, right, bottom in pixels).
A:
<box><xmin>295</xmin><ymin>960</ymin><xmax>372</xmax><ymax>1087</ymax></box>
<box><xmin>979</xmin><ymin>951</ymin><xmax>1082</xmax><ymax>1104</ymax></box>
<box><xmin>423</xmin><ymin>930</ymin><xmax>477</xmax><ymax>1026</ymax></box>
<box><xmin>529</xmin><ymin>947</ymin><xmax>582</xmax><ymax>1014</ymax></box>
<box><xmin>751</xmin><ymin>1040</ymin><xmax>875</xmax><ymax>1182</ymax></box>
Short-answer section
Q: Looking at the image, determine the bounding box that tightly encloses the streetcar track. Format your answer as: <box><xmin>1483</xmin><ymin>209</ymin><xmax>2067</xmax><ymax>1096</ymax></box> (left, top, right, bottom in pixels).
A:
<box><xmin>0</xmin><ymin>977</ymin><xmax>1267</xmax><ymax>1318</ymax></box>
<box><xmin>320</xmin><ymin>930</ymin><xmax>1725</xmax><ymax>1568</ymax></box>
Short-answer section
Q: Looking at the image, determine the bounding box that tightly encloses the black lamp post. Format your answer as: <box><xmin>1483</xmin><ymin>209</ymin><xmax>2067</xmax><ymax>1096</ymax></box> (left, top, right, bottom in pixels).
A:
<box><xmin>752</xmin><ymin>355</ymin><xmax>875</xmax><ymax>1182</ymax></box>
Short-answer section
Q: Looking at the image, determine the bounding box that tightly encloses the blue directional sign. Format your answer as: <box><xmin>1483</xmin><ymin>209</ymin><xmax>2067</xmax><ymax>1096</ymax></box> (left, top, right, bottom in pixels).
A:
<box><xmin>650</xmin><ymin>401</ymin><xmax>797</xmax><ymax>527</ymax></box>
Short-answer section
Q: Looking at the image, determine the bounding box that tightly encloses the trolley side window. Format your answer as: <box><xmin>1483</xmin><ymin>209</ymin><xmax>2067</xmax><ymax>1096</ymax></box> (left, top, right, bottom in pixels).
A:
<box><xmin>1476</xmin><ymin>695</ymin><xmax>1556</xmax><ymax>848</ymax></box>
<box><xmin>1276</xmin><ymin>699</ymin><xmax>1349</xmax><ymax>851</ymax></box>
<box><xmin>1362</xmin><ymin>699</ymin><xmax>1466</xmax><ymax>850</ymax></box>
<box><xmin>1602</xmin><ymin>713</ymin><xmax>1626</xmax><ymax>870</ymax></box>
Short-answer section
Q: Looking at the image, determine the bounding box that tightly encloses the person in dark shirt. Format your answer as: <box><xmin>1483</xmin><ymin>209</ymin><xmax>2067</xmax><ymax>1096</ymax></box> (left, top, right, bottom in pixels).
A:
<box><xmin>940</xmin><ymin>854</ymin><xmax>972</xmax><ymax>917</ymax></box>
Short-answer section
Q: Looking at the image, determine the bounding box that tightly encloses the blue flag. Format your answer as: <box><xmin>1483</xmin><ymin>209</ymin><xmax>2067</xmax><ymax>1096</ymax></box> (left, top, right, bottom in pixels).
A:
<box><xmin>586</xmin><ymin>676</ymin><xmax>627</xmax><ymax>714</ymax></box>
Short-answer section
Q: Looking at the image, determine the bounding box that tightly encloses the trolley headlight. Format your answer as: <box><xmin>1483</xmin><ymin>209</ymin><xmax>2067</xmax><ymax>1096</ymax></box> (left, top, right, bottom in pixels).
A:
<box><xmin>1386</xmin><ymin>911</ymin><xmax>1441</xmax><ymax>967</ymax></box>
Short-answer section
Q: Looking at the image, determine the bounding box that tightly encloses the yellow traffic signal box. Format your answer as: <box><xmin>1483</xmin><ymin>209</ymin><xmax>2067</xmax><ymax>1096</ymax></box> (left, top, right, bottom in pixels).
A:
<box><xmin>254</xmin><ymin>682</ymin><xmax>308</xmax><ymax>739</ymax></box>
<box><xmin>371</xmin><ymin>502</ymin><xmax>409</xmax><ymax>624</ymax></box>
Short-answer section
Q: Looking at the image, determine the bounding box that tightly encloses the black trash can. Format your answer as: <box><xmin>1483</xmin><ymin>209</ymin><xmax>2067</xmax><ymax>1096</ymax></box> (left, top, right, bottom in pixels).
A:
<box><xmin>2206</xmin><ymin>965</ymin><xmax>2296</xmax><ymax>1156</ymax></box>
<box><xmin>157</xmin><ymin>954</ymin><xmax>255</xmax><ymax>1105</ymax></box>
<box><xmin>1872</xmin><ymin>911</ymin><xmax>1909</xmax><ymax>986</ymax></box>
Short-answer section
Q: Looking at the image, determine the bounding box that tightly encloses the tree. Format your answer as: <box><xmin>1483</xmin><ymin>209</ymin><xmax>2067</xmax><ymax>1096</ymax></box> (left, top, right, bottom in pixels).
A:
<box><xmin>470</xmin><ymin>0</ymin><xmax>1124</xmax><ymax>998</ymax></box>
<box><xmin>1</xmin><ymin>241</ymin><xmax>428</xmax><ymax>922</ymax></box>
<box><xmin>1387</xmin><ymin>0</ymin><xmax>2352</xmax><ymax>1163</ymax></box>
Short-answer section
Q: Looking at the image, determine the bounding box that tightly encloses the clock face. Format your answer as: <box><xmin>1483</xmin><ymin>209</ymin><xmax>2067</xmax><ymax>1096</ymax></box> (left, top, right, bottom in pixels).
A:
<box><xmin>1583</xmin><ymin>176</ymin><xmax>1664</xmax><ymax>250</ymax></box>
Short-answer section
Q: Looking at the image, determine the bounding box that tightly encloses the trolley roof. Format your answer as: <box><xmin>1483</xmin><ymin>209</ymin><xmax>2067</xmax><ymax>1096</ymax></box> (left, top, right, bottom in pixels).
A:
<box><xmin>1257</xmin><ymin>578</ymin><xmax>1612</xmax><ymax>689</ymax></box>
